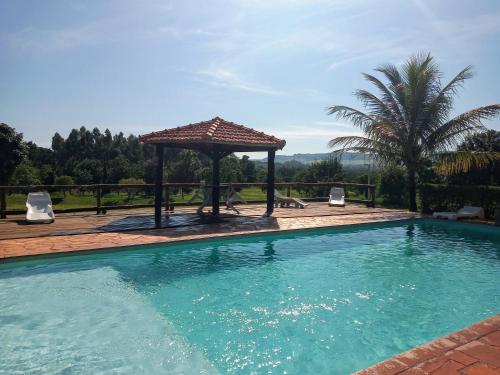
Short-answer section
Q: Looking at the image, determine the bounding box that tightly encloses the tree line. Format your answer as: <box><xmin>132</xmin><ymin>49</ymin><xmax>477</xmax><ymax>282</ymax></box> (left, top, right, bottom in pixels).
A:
<box><xmin>0</xmin><ymin>124</ymin><xmax>344</xmax><ymax>187</ymax></box>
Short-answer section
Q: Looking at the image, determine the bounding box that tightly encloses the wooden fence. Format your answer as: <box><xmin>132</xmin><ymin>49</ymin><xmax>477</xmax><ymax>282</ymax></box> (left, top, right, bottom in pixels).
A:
<box><xmin>0</xmin><ymin>182</ymin><xmax>375</xmax><ymax>218</ymax></box>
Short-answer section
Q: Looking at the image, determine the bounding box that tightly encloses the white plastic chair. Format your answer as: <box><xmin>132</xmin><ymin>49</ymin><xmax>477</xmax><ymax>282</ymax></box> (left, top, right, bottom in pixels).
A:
<box><xmin>26</xmin><ymin>192</ymin><xmax>55</xmax><ymax>223</ymax></box>
<box><xmin>328</xmin><ymin>187</ymin><xmax>345</xmax><ymax>207</ymax></box>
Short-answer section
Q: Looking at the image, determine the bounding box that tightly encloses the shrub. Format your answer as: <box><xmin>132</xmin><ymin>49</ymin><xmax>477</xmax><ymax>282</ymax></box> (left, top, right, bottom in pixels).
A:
<box><xmin>55</xmin><ymin>175</ymin><xmax>74</xmax><ymax>185</ymax></box>
<box><xmin>420</xmin><ymin>183</ymin><xmax>500</xmax><ymax>218</ymax></box>
<box><xmin>379</xmin><ymin>165</ymin><xmax>407</xmax><ymax>206</ymax></box>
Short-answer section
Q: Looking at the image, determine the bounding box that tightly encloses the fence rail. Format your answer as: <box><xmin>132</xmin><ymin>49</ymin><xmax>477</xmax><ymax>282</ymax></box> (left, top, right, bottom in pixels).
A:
<box><xmin>0</xmin><ymin>182</ymin><xmax>375</xmax><ymax>218</ymax></box>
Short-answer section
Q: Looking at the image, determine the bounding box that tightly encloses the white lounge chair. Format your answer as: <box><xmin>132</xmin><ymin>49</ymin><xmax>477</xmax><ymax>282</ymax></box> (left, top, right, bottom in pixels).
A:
<box><xmin>225</xmin><ymin>184</ymin><xmax>246</xmax><ymax>214</ymax></box>
<box><xmin>274</xmin><ymin>189</ymin><xmax>308</xmax><ymax>209</ymax></box>
<box><xmin>328</xmin><ymin>187</ymin><xmax>345</xmax><ymax>207</ymax></box>
<box><xmin>187</xmin><ymin>182</ymin><xmax>212</xmax><ymax>215</ymax></box>
<box><xmin>26</xmin><ymin>192</ymin><xmax>55</xmax><ymax>223</ymax></box>
<box><xmin>433</xmin><ymin>206</ymin><xmax>485</xmax><ymax>221</ymax></box>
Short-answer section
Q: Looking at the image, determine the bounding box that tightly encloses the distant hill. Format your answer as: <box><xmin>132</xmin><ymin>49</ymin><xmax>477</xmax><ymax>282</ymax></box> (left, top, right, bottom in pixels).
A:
<box><xmin>253</xmin><ymin>152</ymin><xmax>372</xmax><ymax>168</ymax></box>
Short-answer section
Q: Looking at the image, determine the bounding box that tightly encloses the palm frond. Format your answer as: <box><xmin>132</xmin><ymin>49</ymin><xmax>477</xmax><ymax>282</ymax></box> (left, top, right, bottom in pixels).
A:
<box><xmin>328</xmin><ymin>135</ymin><xmax>376</xmax><ymax>150</ymax></box>
<box><xmin>439</xmin><ymin>66</ymin><xmax>473</xmax><ymax>97</ymax></box>
<box><xmin>363</xmin><ymin>121</ymin><xmax>402</xmax><ymax>141</ymax></box>
<box><xmin>427</xmin><ymin>104</ymin><xmax>500</xmax><ymax>151</ymax></box>
<box><xmin>374</xmin><ymin>63</ymin><xmax>407</xmax><ymax>114</ymax></box>
<box><xmin>362</xmin><ymin>73</ymin><xmax>405</xmax><ymax>123</ymax></box>
<box><xmin>354</xmin><ymin>89</ymin><xmax>405</xmax><ymax>130</ymax></box>
<box><xmin>328</xmin><ymin>135</ymin><xmax>399</xmax><ymax>162</ymax></box>
<box><xmin>436</xmin><ymin>151</ymin><xmax>500</xmax><ymax>175</ymax></box>
<box><xmin>403</xmin><ymin>53</ymin><xmax>441</xmax><ymax>127</ymax></box>
<box><xmin>326</xmin><ymin>105</ymin><xmax>375</xmax><ymax>129</ymax></box>
<box><xmin>419</xmin><ymin>66</ymin><xmax>474</xmax><ymax>136</ymax></box>
<box><xmin>375</xmin><ymin>63</ymin><xmax>403</xmax><ymax>89</ymax></box>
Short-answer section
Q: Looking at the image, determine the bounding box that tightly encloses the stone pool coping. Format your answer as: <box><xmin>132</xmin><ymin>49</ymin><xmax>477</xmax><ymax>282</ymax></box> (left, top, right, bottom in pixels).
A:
<box><xmin>355</xmin><ymin>314</ymin><xmax>500</xmax><ymax>375</ymax></box>
<box><xmin>0</xmin><ymin>208</ymin><xmax>417</xmax><ymax>260</ymax></box>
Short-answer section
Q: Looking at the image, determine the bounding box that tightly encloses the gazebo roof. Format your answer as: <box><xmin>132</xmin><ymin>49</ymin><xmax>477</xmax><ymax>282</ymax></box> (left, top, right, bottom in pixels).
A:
<box><xmin>139</xmin><ymin>117</ymin><xmax>285</xmax><ymax>153</ymax></box>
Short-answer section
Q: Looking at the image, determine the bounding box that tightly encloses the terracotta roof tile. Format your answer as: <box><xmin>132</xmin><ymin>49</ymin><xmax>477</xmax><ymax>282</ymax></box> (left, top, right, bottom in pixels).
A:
<box><xmin>139</xmin><ymin>117</ymin><xmax>286</xmax><ymax>150</ymax></box>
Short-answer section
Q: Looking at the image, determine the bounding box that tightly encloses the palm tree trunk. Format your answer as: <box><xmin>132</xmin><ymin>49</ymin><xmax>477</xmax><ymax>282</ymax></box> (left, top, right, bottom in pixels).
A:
<box><xmin>408</xmin><ymin>168</ymin><xmax>417</xmax><ymax>212</ymax></box>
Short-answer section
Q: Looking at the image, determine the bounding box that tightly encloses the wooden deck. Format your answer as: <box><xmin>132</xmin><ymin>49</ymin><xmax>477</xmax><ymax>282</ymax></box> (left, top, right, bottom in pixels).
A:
<box><xmin>0</xmin><ymin>202</ymin><xmax>416</xmax><ymax>259</ymax></box>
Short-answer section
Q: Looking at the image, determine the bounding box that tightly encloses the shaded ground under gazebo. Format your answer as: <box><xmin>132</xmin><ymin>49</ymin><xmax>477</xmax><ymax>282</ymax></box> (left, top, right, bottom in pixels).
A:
<box><xmin>139</xmin><ymin>117</ymin><xmax>286</xmax><ymax>227</ymax></box>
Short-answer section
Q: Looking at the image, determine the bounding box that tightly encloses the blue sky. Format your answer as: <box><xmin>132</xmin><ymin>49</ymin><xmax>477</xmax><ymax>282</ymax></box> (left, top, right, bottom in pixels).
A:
<box><xmin>1</xmin><ymin>0</ymin><xmax>499</xmax><ymax>156</ymax></box>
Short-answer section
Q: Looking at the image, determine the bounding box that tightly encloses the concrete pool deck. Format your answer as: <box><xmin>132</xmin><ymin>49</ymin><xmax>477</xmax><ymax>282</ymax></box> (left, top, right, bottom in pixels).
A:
<box><xmin>0</xmin><ymin>202</ymin><xmax>415</xmax><ymax>259</ymax></box>
<box><xmin>356</xmin><ymin>314</ymin><xmax>500</xmax><ymax>375</ymax></box>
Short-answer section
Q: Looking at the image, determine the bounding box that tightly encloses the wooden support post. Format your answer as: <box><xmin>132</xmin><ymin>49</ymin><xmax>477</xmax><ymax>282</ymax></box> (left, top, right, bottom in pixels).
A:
<box><xmin>0</xmin><ymin>188</ymin><xmax>6</xmax><ymax>219</ymax></box>
<box><xmin>266</xmin><ymin>149</ymin><xmax>276</xmax><ymax>215</ymax></box>
<box><xmin>212</xmin><ymin>152</ymin><xmax>220</xmax><ymax>216</ymax></box>
<box><xmin>96</xmin><ymin>184</ymin><xmax>102</xmax><ymax>214</ymax></box>
<box><xmin>164</xmin><ymin>184</ymin><xmax>170</xmax><ymax>213</ymax></box>
<box><xmin>154</xmin><ymin>144</ymin><xmax>164</xmax><ymax>227</ymax></box>
<box><xmin>366</xmin><ymin>185</ymin><xmax>375</xmax><ymax>208</ymax></box>
<box><xmin>286</xmin><ymin>185</ymin><xmax>291</xmax><ymax>197</ymax></box>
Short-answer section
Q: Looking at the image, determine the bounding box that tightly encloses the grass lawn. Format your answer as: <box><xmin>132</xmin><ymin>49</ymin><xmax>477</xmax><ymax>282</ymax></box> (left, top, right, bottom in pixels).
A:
<box><xmin>5</xmin><ymin>187</ymin><xmax>288</xmax><ymax>211</ymax></box>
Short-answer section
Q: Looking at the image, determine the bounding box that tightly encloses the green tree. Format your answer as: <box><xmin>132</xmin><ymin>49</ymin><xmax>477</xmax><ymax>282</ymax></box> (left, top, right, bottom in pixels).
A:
<box><xmin>276</xmin><ymin>160</ymin><xmax>305</xmax><ymax>182</ymax></box>
<box><xmin>73</xmin><ymin>159</ymin><xmax>102</xmax><ymax>184</ymax></box>
<box><xmin>0</xmin><ymin>123</ymin><xmax>27</xmax><ymax>185</ymax></box>
<box><xmin>296</xmin><ymin>158</ymin><xmax>343</xmax><ymax>183</ymax></box>
<box><xmin>379</xmin><ymin>165</ymin><xmax>407</xmax><ymax>206</ymax></box>
<box><xmin>168</xmin><ymin>150</ymin><xmax>204</xmax><ymax>183</ymax></box>
<box><xmin>328</xmin><ymin>53</ymin><xmax>500</xmax><ymax>211</ymax></box>
<box><xmin>239</xmin><ymin>155</ymin><xmax>257</xmax><ymax>182</ymax></box>
<box><xmin>93</xmin><ymin>128</ymin><xmax>114</xmax><ymax>182</ymax></box>
<box><xmin>220</xmin><ymin>155</ymin><xmax>244</xmax><ymax>183</ymax></box>
<box><xmin>11</xmin><ymin>160</ymin><xmax>41</xmax><ymax>186</ymax></box>
<box><xmin>55</xmin><ymin>175</ymin><xmax>74</xmax><ymax>185</ymax></box>
<box><xmin>37</xmin><ymin>164</ymin><xmax>56</xmax><ymax>185</ymax></box>
<box><xmin>295</xmin><ymin>158</ymin><xmax>343</xmax><ymax>196</ymax></box>
<box><xmin>107</xmin><ymin>155</ymin><xmax>130</xmax><ymax>183</ymax></box>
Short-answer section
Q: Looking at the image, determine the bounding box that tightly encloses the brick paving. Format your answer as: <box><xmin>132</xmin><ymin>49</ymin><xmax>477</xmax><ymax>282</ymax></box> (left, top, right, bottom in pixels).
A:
<box><xmin>0</xmin><ymin>203</ymin><xmax>405</xmax><ymax>240</ymax></box>
<box><xmin>355</xmin><ymin>315</ymin><xmax>500</xmax><ymax>375</ymax></box>
<box><xmin>0</xmin><ymin>203</ymin><xmax>415</xmax><ymax>258</ymax></box>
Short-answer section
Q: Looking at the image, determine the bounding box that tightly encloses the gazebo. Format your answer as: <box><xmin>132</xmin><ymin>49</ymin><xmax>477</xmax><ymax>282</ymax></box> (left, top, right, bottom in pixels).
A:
<box><xmin>139</xmin><ymin>117</ymin><xmax>286</xmax><ymax>227</ymax></box>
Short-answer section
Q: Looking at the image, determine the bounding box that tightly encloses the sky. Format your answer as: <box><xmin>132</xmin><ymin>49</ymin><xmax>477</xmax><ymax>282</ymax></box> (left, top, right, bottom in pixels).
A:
<box><xmin>1</xmin><ymin>0</ymin><xmax>499</xmax><ymax>157</ymax></box>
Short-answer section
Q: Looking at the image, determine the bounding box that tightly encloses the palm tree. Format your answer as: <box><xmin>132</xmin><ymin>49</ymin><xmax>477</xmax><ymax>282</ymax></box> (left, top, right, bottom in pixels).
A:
<box><xmin>327</xmin><ymin>53</ymin><xmax>500</xmax><ymax>211</ymax></box>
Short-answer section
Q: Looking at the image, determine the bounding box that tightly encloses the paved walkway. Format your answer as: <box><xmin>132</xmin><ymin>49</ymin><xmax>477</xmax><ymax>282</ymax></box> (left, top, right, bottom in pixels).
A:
<box><xmin>0</xmin><ymin>203</ymin><xmax>416</xmax><ymax>259</ymax></box>
<box><xmin>356</xmin><ymin>315</ymin><xmax>500</xmax><ymax>375</ymax></box>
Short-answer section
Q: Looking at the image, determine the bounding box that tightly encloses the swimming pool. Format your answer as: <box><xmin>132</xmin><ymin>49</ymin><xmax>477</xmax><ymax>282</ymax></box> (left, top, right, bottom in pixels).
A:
<box><xmin>1</xmin><ymin>219</ymin><xmax>499</xmax><ymax>374</ymax></box>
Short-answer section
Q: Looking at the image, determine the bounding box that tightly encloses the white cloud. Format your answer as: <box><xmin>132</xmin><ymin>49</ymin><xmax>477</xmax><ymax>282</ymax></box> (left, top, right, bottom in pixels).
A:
<box><xmin>195</xmin><ymin>68</ymin><xmax>282</xmax><ymax>95</ymax></box>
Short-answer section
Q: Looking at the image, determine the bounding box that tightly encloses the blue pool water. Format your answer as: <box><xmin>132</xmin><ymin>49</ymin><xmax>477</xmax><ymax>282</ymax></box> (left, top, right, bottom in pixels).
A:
<box><xmin>1</xmin><ymin>219</ymin><xmax>499</xmax><ymax>374</ymax></box>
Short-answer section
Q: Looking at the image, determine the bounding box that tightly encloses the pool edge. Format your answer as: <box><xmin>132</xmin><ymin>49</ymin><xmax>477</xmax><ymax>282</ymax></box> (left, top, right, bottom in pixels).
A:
<box><xmin>353</xmin><ymin>314</ymin><xmax>500</xmax><ymax>375</ymax></box>
<box><xmin>1</xmin><ymin>215</ymin><xmax>421</xmax><ymax>262</ymax></box>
